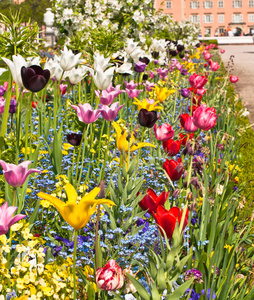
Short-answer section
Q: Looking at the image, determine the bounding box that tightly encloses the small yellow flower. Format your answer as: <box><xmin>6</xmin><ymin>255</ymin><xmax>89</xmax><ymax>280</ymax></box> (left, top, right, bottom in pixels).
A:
<box><xmin>0</xmin><ymin>198</ymin><xmax>5</xmax><ymax>204</ymax></box>
<box><xmin>40</xmin><ymin>200</ymin><xmax>52</xmax><ymax>208</ymax></box>
<box><xmin>224</xmin><ymin>244</ymin><xmax>233</xmax><ymax>252</ymax></box>
<box><xmin>11</xmin><ymin>222</ymin><xmax>23</xmax><ymax>231</ymax></box>
<box><xmin>62</xmin><ymin>150</ymin><xmax>68</xmax><ymax>155</ymax></box>
<box><xmin>154</xmin><ymin>86</ymin><xmax>175</xmax><ymax>102</ymax></box>
<box><xmin>90</xmin><ymin>148</ymin><xmax>96</xmax><ymax>154</ymax></box>
<box><xmin>133</xmin><ymin>98</ymin><xmax>163</xmax><ymax>111</ymax></box>
<box><xmin>63</xmin><ymin>143</ymin><xmax>73</xmax><ymax>151</ymax></box>
<box><xmin>42</xmin><ymin>170</ymin><xmax>48</xmax><ymax>173</ymax></box>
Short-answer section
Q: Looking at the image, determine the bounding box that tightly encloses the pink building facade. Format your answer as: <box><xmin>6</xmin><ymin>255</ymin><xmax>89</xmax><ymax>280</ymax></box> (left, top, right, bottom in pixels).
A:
<box><xmin>155</xmin><ymin>0</ymin><xmax>254</xmax><ymax>36</ymax></box>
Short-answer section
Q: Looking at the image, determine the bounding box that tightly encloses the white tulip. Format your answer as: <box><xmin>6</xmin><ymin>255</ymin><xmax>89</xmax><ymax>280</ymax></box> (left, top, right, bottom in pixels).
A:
<box><xmin>59</xmin><ymin>46</ymin><xmax>82</xmax><ymax>71</ymax></box>
<box><xmin>90</xmin><ymin>66</ymin><xmax>115</xmax><ymax>90</ymax></box>
<box><xmin>65</xmin><ymin>66</ymin><xmax>89</xmax><ymax>85</ymax></box>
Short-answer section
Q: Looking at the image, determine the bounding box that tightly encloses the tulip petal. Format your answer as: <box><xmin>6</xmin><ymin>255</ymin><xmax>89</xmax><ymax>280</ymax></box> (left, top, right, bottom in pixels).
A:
<box><xmin>37</xmin><ymin>192</ymin><xmax>65</xmax><ymax>215</ymax></box>
<box><xmin>8</xmin><ymin>214</ymin><xmax>26</xmax><ymax>227</ymax></box>
<box><xmin>27</xmin><ymin>75</ymin><xmax>47</xmax><ymax>92</ymax></box>
<box><xmin>80</xmin><ymin>187</ymin><xmax>101</xmax><ymax>202</ymax></box>
<box><xmin>130</xmin><ymin>142</ymin><xmax>156</xmax><ymax>152</ymax></box>
<box><xmin>65</xmin><ymin>183</ymin><xmax>77</xmax><ymax>204</ymax></box>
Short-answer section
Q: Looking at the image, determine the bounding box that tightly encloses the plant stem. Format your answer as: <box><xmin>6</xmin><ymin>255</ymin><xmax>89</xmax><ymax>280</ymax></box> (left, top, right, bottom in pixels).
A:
<box><xmin>24</xmin><ymin>93</ymin><xmax>34</xmax><ymax>160</ymax></box>
<box><xmin>73</xmin><ymin>230</ymin><xmax>78</xmax><ymax>300</ymax></box>
<box><xmin>95</xmin><ymin>204</ymin><xmax>101</xmax><ymax>270</ymax></box>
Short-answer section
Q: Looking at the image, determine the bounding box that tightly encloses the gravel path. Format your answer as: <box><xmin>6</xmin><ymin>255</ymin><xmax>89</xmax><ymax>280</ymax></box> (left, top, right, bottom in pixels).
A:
<box><xmin>220</xmin><ymin>45</ymin><xmax>254</xmax><ymax>126</ymax></box>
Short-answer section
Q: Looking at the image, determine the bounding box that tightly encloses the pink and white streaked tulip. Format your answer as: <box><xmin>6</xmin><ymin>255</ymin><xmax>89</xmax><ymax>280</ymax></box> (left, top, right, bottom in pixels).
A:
<box><xmin>96</xmin><ymin>259</ymin><xmax>124</xmax><ymax>291</ymax></box>
<box><xmin>0</xmin><ymin>160</ymin><xmax>41</xmax><ymax>188</ymax></box>
<box><xmin>0</xmin><ymin>97</ymin><xmax>5</xmax><ymax>114</ymax></box>
<box><xmin>209</xmin><ymin>60</ymin><xmax>220</xmax><ymax>72</ymax></box>
<box><xmin>193</xmin><ymin>104</ymin><xmax>217</xmax><ymax>130</ymax></box>
<box><xmin>71</xmin><ymin>103</ymin><xmax>101</xmax><ymax>124</ymax></box>
<box><xmin>203</xmin><ymin>51</ymin><xmax>212</xmax><ymax>61</ymax></box>
<box><xmin>126</xmin><ymin>88</ymin><xmax>143</xmax><ymax>99</ymax></box>
<box><xmin>183</xmin><ymin>116</ymin><xmax>198</xmax><ymax>133</ymax></box>
<box><xmin>229</xmin><ymin>75</ymin><xmax>239</xmax><ymax>83</ymax></box>
<box><xmin>189</xmin><ymin>73</ymin><xmax>208</xmax><ymax>89</ymax></box>
<box><xmin>100</xmin><ymin>102</ymin><xmax>125</xmax><ymax>121</ymax></box>
<box><xmin>154</xmin><ymin>123</ymin><xmax>175</xmax><ymax>142</ymax></box>
<box><xmin>0</xmin><ymin>202</ymin><xmax>26</xmax><ymax>235</ymax></box>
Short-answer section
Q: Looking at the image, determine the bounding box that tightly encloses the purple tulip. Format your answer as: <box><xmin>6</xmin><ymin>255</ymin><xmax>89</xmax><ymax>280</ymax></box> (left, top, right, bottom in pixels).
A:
<box><xmin>0</xmin><ymin>160</ymin><xmax>41</xmax><ymax>188</ymax></box>
<box><xmin>0</xmin><ymin>86</ymin><xmax>6</xmax><ymax>97</ymax></box>
<box><xmin>9</xmin><ymin>99</ymin><xmax>17</xmax><ymax>114</ymax></box>
<box><xmin>180</xmin><ymin>88</ymin><xmax>190</xmax><ymax>98</ymax></box>
<box><xmin>181</xmin><ymin>68</ymin><xmax>188</xmax><ymax>76</ymax></box>
<box><xmin>134</xmin><ymin>61</ymin><xmax>146</xmax><ymax>73</ymax></box>
<box><xmin>0</xmin><ymin>202</ymin><xmax>26</xmax><ymax>235</ymax></box>
<box><xmin>71</xmin><ymin>103</ymin><xmax>101</xmax><ymax>124</ymax></box>
<box><xmin>126</xmin><ymin>89</ymin><xmax>142</xmax><ymax>99</ymax></box>
<box><xmin>143</xmin><ymin>81</ymin><xmax>155</xmax><ymax>92</ymax></box>
<box><xmin>124</xmin><ymin>80</ymin><xmax>139</xmax><ymax>90</ymax></box>
<box><xmin>100</xmin><ymin>102</ymin><xmax>124</xmax><ymax>121</ymax></box>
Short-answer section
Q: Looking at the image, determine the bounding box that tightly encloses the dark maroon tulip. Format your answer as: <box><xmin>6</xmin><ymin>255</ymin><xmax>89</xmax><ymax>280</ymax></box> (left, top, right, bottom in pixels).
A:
<box><xmin>21</xmin><ymin>65</ymin><xmax>50</xmax><ymax>92</ymax></box>
<box><xmin>177</xmin><ymin>44</ymin><xmax>185</xmax><ymax>52</ymax></box>
<box><xmin>9</xmin><ymin>99</ymin><xmax>17</xmax><ymax>114</ymax></box>
<box><xmin>138</xmin><ymin>109</ymin><xmax>157</xmax><ymax>128</ymax></box>
<box><xmin>67</xmin><ymin>133</ymin><xmax>83</xmax><ymax>146</ymax></box>
<box><xmin>139</xmin><ymin>57</ymin><xmax>150</xmax><ymax>65</ymax></box>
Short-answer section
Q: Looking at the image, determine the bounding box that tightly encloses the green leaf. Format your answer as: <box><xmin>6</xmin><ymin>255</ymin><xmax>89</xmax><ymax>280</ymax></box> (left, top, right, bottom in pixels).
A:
<box><xmin>165</xmin><ymin>278</ymin><xmax>194</xmax><ymax>300</ymax></box>
<box><xmin>124</xmin><ymin>272</ymin><xmax>150</xmax><ymax>300</ymax></box>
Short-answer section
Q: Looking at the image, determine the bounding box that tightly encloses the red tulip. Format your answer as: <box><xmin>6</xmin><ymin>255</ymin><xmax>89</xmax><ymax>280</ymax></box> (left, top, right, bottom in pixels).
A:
<box><xmin>152</xmin><ymin>205</ymin><xmax>189</xmax><ymax>239</ymax></box>
<box><xmin>139</xmin><ymin>188</ymin><xmax>169</xmax><ymax>214</ymax></box>
<box><xmin>163</xmin><ymin>139</ymin><xmax>181</xmax><ymax>156</ymax></box>
<box><xmin>163</xmin><ymin>157</ymin><xmax>183</xmax><ymax>181</ymax></box>
<box><xmin>179</xmin><ymin>113</ymin><xmax>190</xmax><ymax>127</ymax></box>
<box><xmin>179</xmin><ymin>133</ymin><xmax>194</xmax><ymax>146</ymax></box>
<box><xmin>183</xmin><ymin>115</ymin><xmax>198</xmax><ymax>133</ymax></box>
<box><xmin>229</xmin><ymin>75</ymin><xmax>239</xmax><ymax>83</ymax></box>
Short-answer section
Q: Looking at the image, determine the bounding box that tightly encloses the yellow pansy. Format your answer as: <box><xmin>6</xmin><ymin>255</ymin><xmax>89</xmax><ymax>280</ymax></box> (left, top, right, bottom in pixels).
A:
<box><xmin>37</xmin><ymin>184</ymin><xmax>115</xmax><ymax>230</ymax></box>
<box><xmin>154</xmin><ymin>86</ymin><xmax>175</xmax><ymax>102</ymax></box>
<box><xmin>133</xmin><ymin>98</ymin><xmax>163</xmax><ymax>111</ymax></box>
<box><xmin>112</xmin><ymin>122</ymin><xmax>156</xmax><ymax>153</ymax></box>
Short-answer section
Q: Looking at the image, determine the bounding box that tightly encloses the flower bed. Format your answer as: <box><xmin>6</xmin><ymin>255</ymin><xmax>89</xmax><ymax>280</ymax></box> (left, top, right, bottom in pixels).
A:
<box><xmin>0</xmin><ymin>10</ymin><xmax>253</xmax><ymax>300</ymax></box>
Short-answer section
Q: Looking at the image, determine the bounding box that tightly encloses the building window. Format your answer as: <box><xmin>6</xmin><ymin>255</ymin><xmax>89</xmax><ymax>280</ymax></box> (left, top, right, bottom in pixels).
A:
<box><xmin>232</xmin><ymin>1</ymin><xmax>242</xmax><ymax>8</ymax></box>
<box><xmin>203</xmin><ymin>1</ymin><xmax>213</xmax><ymax>8</ymax></box>
<box><xmin>232</xmin><ymin>14</ymin><xmax>243</xmax><ymax>23</ymax></box>
<box><xmin>165</xmin><ymin>1</ymin><xmax>172</xmax><ymax>9</ymax></box>
<box><xmin>203</xmin><ymin>14</ymin><xmax>214</xmax><ymax>23</ymax></box>
<box><xmin>219</xmin><ymin>27</ymin><xmax>225</xmax><ymax>34</ymax></box>
<box><xmin>218</xmin><ymin>1</ymin><xmax>224</xmax><ymax>7</ymax></box>
<box><xmin>218</xmin><ymin>14</ymin><xmax>224</xmax><ymax>23</ymax></box>
<box><xmin>205</xmin><ymin>28</ymin><xmax>211</xmax><ymax>35</ymax></box>
<box><xmin>190</xmin><ymin>15</ymin><xmax>201</xmax><ymax>23</ymax></box>
<box><xmin>249</xmin><ymin>0</ymin><xmax>254</xmax><ymax>7</ymax></box>
<box><xmin>190</xmin><ymin>1</ymin><xmax>200</xmax><ymax>9</ymax></box>
<box><xmin>248</xmin><ymin>13</ymin><xmax>254</xmax><ymax>22</ymax></box>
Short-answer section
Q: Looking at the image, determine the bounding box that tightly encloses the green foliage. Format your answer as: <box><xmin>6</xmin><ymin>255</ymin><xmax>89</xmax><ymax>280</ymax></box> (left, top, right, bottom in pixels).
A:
<box><xmin>0</xmin><ymin>11</ymin><xmax>39</xmax><ymax>58</ymax></box>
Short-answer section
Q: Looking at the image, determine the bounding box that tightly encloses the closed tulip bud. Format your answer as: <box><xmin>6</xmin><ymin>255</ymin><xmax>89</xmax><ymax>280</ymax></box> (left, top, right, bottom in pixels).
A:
<box><xmin>96</xmin><ymin>259</ymin><xmax>124</xmax><ymax>291</ymax></box>
<box><xmin>229</xmin><ymin>75</ymin><xmax>239</xmax><ymax>83</ymax></box>
<box><xmin>9</xmin><ymin>99</ymin><xmax>17</xmax><ymax>114</ymax></box>
<box><xmin>66</xmin><ymin>133</ymin><xmax>83</xmax><ymax>146</ymax></box>
<box><xmin>177</xmin><ymin>44</ymin><xmax>185</xmax><ymax>52</ymax></box>
<box><xmin>134</xmin><ymin>61</ymin><xmax>147</xmax><ymax>73</ymax></box>
<box><xmin>138</xmin><ymin>109</ymin><xmax>158</xmax><ymax>128</ymax></box>
<box><xmin>220</xmin><ymin>49</ymin><xmax>225</xmax><ymax>54</ymax></box>
<box><xmin>190</xmin><ymin>177</ymin><xmax>201</xmax><ymax>189</ymax></box>
<box><xmin>162</xmin><ymin>139</ymin><xmax>181</xmax><ymax>156</ymax></box>
<box><xmin>172</xmin><ymin>189</ymin><xmax>180</xmax><ymax>198</ymax></box>
<box><xmin>21</xmin><ymin>65</ymin><xmax>50</xmax><ymax>93</ymax></box>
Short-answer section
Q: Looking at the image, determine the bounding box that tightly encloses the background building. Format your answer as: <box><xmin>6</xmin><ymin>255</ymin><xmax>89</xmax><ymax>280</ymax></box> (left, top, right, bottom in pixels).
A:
<box><xmin>155</xmin><ymin>0</ymin><xmax>254</xmax><ymax>36</ymax></box>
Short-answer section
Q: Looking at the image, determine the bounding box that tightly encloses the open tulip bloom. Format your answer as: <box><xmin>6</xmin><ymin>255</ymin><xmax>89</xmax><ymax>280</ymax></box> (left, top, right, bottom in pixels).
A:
<box><xmin>112</xmin><ymin>122</ymin><xmax>156</xmax><ymax>153</ymax></box>
<box><xmin>37</xmin><ymin>183</ymin><xmax>115</xmax><ymax>231</ymax></box>
<box><xmin>0</xmin><ymin>160</ymin><xmax>42</xmax><ymax>188</ymax></box>
<box><xmin>21</xmin><ymin>65</ymin><xmax>50</xmax><ymax>93</ymax></box>
<box><xmin>0</xmin><ymin>202</ymin><xmax>26</xmax><ymax>235</ymax></box>
<box><xmin>71</xmin><ymin>103</ymin><xmax>101</xmax><ymax>124</ymax></box>
<box><xmin>59</xmin><ymin>46</ymin><xmax>82</xmax><ymax>71</ymax></box>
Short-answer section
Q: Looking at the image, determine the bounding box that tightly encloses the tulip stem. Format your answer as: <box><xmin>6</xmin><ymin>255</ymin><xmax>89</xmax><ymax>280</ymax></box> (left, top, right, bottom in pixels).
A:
<box><xmin>15</xmin><ymin>88</ymin><xmax>23</xmax><ymax>164</ymax></box>
<box><xmin>95</xmin><ymin>204</ymin><xmax>101</xmax><ymax>270</ymax></box>
<box><xmin>99</xmin><ymin>122</ymin><xmax>111</xmax><ymax>181</ymax></box>
<box><xmin>77</xmin><ymin>125</ymin><xmax>89</xmax><ymax>186</ymax></box>
<box><xmin>74</xmin><ymin>125</ymin><xmax>87</xmax><ymax>188</ymax></box>
<box><xmin>73</xmin><ymin>230</ymin><xmax>78</xmax><ymax>300</ymax></box>
<box><xmin>24</xmin><ymin>93</ymin><xmax>33</xmax><ymax>161</ymax></box>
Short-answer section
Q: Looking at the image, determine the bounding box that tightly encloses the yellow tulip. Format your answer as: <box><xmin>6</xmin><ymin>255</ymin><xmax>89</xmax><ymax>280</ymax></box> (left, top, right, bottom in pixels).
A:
<box><xmin>154</xmin><ymin>86</ymin><xmax>175</xmax><ymax>102</ymax></box>
<box><xmin>112</xmin><ymin>122</ymin><xmax>156</xmax><ymax>153</ymax></box>
<box><xmin>133</xmin><ymin>98</ymin><xmax>163</xmax><ymax>111</ymax></box>
<box><xmin>37</xmin><ymin>184</ymin><xmax>115</xmax><ymax>230</ymax></box>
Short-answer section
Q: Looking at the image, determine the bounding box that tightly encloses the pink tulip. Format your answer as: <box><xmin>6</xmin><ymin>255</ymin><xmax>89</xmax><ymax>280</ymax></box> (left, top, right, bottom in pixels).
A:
<box><xmin>0</xmin><ymin>202</ymin><xmax>26</xmax><ymax>235</ymax></box>
<box><xmin>183</xmin><ymin>115</ymin><xmax>198</xmax><ymax>132</ymax></box>
<box><xmin>143</xmin><ymin>81</ymin><xmax>155</xmax><ymax>92</ymax></box>
<box><xmin>196</xmin><ymin>88</ymin><xmax>207</xmax><ymax>96</ymax></box>
<box><xmin>100</xmin><ymin>102</ymin><xmax>124</xmax><ymax>121</ymax></box>
<box><xmin>0</xmin><ymin>160</ymin><xmax>41</xmax><ymax>188</ymax></box>
<box><xmin>193</xmin><ymin>104</ymin><xmax>217</xmax><ymax>130</ymax></box>
<box><xmin>149</xmin><ymin>71</ymin><xmax>155</xmax><ymax>79</ymax></box>
<box><xmin>220</xmin><ymin>49</ymin><xmax>225</xmax><ymax>54</ymax></box>
<box><xmin>189</xmin><ymin>73</ymin><xmax>208</xmax><ymax>89</ymax></box>
<box><xmin>154</xmin><ymin>123</ymin><xmax>175</xmax><ymax>142</ymax></box>
<box><xmin>124</xmin><ymin>80</ymin><xmax>139</xmax><ymax>90</ymax></box>
<box><xmin>0</xmin><ymin>97</ymin><xmax>5</xmax><ymax>114</ymax></box>
<box><xmin>209</xmin><ymin>60</ymin><xmax>220</xmax><ymax>72</ymax></box>
<box><xmin>229</xmin><ymin>75</ymin><xmax>239</xmax><ymax>83</ymax></box>
<box><xmin>95</xmin><ymin>90</ymin><xmax>115</xmax><ymax>106</ymax></box>
<box><xmin>126</xmin><ymin>88</ymin><xmax>142</xmax><ymax>99</ymax></box>
<box><xmin>106</xmin><ymin>84</ymin><xmax>124</xmax><ymax>98</ymax></box>
<box><xmin>156</xmin><ymin>68</ymin><xmax>168</xmax><ymax>80</ymax></box>
<box><xmin>96</xmin><ymin>259</ymin><xmax>124</xmax><ymax>291</ymax></box>
<box><xmin>203</xmin><ymin>51</ymin><xmax>212</xmax><ymax>61</ymax></box>
<box><xmin>60</xmin><ymin>83</ymin><xmax>68</xmax><ymax>95</ymax></box>
<box><xmin>71</xmin><ymin>103</ymin><xmax>101</xmax><ymax>124</ymax></box>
